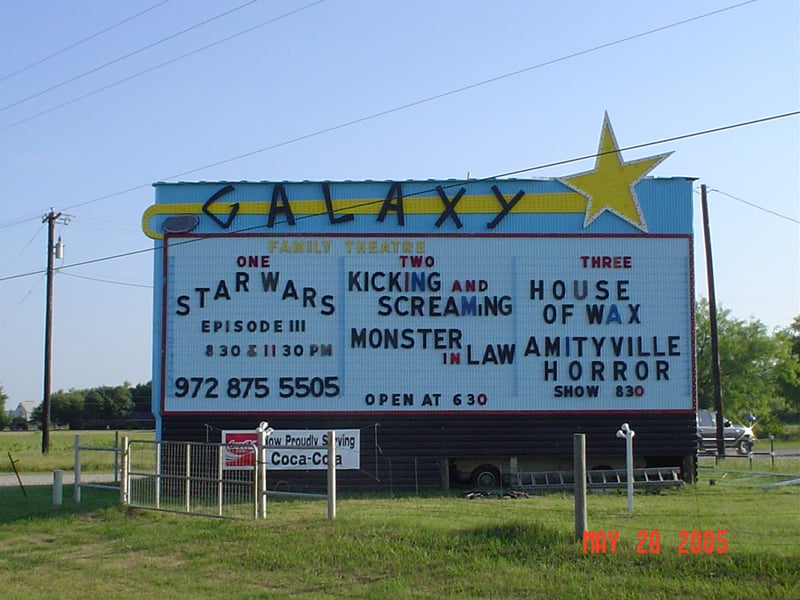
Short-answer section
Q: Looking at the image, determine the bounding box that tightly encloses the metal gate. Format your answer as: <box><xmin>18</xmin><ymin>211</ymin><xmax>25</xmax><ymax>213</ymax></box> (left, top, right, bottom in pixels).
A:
<box><xmin>121</xmin><ymin>431</ymin><xmax>337</xmax><ymax>519</ymax></box>
<box><xmin>123</xmin><ymin>438</ymin><xmax>257</xmax><ymax>519</ymax></box>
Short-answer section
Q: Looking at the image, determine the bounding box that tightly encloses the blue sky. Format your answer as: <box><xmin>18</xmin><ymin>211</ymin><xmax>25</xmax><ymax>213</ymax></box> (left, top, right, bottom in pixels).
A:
<box><xmin>1</xmin><ymin>0</ymin><xmax>798</xmax><ymax>407</ymax></box>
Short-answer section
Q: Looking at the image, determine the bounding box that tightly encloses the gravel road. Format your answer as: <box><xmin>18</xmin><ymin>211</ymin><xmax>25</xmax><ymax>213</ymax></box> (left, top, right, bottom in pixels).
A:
<box><xmin>0</xmin><ymin>472</ymin><xmax>118</xmax><ymax>487</ymax></box>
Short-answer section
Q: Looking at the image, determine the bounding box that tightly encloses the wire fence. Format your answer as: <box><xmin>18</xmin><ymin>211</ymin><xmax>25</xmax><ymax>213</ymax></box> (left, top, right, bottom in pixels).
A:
<box><xmin>65</xmin><ymin>432</ymin><xmax>800</xmax><ymax>553</ymax></box>
<box><xmin>124</xmin><ymin>438</ymin><xmax>257</xmax><ymax>519</ymax></box>
<box><xmin>118</xmin><ymin>431</ymin><xmax>337</xmax><ymax>519</ymax></box>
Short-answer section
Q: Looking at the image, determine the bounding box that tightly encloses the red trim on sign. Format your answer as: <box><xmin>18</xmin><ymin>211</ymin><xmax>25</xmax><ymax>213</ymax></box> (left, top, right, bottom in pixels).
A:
<box><xmin>157</xmin><ymin>232</ymin><xmax>695</xmax><ymax>416</ymax></box>
<box><xmin>688</xmin><ymin>233</ymin><xmax>698</xmax><ymax>412</ymax></box>
<box><xmin>160</xmin><ymin>409</ymin><xmax>697</xmax><ymax>417</ymax></box>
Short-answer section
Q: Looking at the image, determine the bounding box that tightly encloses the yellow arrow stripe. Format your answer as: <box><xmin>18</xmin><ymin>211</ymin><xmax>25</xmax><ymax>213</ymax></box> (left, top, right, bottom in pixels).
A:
<box><xmin>142</xmin><ymin>192</ymin><xmax>586</xmax><ymax>239</ymax></box>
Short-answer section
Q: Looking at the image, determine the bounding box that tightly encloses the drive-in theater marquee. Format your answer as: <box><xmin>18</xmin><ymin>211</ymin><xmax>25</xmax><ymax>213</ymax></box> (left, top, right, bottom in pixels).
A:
<box><xmin>143</xmin><ymin>114</ymin><xmax>695</xmax><ymax>424</ymax></box>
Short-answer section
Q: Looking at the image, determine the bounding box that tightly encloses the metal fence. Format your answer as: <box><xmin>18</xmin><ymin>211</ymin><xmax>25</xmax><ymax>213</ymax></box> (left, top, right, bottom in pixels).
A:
<box><xmin>73</xmin><ymin>434</ymin><xmax>122</xmax><ymax>502</ymax></box>
<box><xmin>120</xmin><ymin>429</ymin><xmax>337</xmax><ymax>519</ymax></box>
<box><xmin>123</xmin><ymin>438</ymin><xmax>258</xmax><ymax>518</ymax></box>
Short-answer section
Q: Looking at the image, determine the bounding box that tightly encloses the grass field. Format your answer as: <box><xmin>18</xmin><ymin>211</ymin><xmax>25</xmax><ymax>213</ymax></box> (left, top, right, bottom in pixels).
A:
<box><xmin>0</xmin><ymin>482</ymin><xmax>798</xmax><ymax>599</ymax></box>
<box><xmin>1</xmin><ymin>431</ymin><xmax>798</xmax><ymax>599</ymax></box>
<box><xmin>1</xmin><ymin>430</ymin><xmax>154</xmax><ymax>474</ymax></box>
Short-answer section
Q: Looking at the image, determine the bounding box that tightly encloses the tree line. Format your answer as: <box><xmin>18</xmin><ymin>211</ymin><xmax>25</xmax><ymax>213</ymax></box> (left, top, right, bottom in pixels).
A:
<box><xmin>0</xmin><ymin>382</ymin><xmax>152</xmax><ymax>430</ymax></box>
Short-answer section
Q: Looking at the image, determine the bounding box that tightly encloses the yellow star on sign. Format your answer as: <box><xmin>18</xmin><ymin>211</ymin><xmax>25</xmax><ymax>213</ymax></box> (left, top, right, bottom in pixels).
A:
<box><xmin>560</xmin><ymin>113</ymin><xmax>672</xmax><ymax>232</ymax></box>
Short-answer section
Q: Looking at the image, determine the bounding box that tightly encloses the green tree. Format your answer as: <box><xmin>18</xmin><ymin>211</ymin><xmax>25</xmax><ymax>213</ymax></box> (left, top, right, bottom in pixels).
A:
<box><xmin>0</xmin><ymin>385</ymin><xmax>9</xmax><ymax>430</ymax></box>
<box><xmin>50</xmin><ymin>389</ymin><xmax>86</xmax><ymax>428</ymax></box>
<box><xmin>84</xmin><ymin>385</ymin><xmax>134</xmax><ymax>421</ymax></box>
<box><xmin>774</xmin><ymin>316</ymin><xmax>800</xmax><ymax>417</ymax></box>
<box><xmin>130</xmin><ymin>381</ymin><xmax>152</xmax><ymax>415</ymax></box>
<box><xmin>696</xmin><ymin>299</ymin><xmax>799</xmax><ymax>433</ymax></box>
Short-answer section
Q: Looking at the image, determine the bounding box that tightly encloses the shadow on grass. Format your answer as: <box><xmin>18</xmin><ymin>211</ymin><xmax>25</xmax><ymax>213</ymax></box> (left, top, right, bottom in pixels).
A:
<box><xmin>0</xmin><ymin>484</ymin><xmax>120</xmax><ymax>524</ymax></box>
<box><xmin>440</xmin><ymin>521</ymin><xmax>575</xmax><ymax>564</ymax></box>
<box><xmin>459</xmin><ymin>521</ymin><xmax>571</xmax><ymax>547</ymax></box>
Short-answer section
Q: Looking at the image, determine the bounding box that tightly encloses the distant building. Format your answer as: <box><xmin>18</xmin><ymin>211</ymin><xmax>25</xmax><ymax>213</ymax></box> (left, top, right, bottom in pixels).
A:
<box><xmin>13</xmin><ymin>401</ymin><xmax>38</xmax><ymax>422</ymax></box>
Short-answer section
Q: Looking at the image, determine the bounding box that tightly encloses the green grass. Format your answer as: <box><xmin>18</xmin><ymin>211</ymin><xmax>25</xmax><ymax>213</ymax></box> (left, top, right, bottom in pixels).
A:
<box><xmin>1</xmin><ymin>430</ymin><xmax>154</xmax><ymax>474</ymax></box>
<box><xmin>0</xmin><ymin>480</ymin><xmax>798</xmax><ymax>599</ymax></box>
<box><xmin>2</xmin><ymin>430</ymin><xmax>798</xmax><ymax>598</ymax></box>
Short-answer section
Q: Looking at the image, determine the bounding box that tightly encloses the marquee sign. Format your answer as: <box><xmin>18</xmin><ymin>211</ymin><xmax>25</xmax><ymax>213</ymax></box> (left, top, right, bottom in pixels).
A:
<box><xmin>145</xmin><ymin>115</ymin><xmax>695</xmax><ymax>416</ymax></box>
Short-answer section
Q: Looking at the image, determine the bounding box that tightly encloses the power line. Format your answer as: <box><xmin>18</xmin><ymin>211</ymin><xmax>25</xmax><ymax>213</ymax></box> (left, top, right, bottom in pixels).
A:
<box><xmin>1</xmin><ymin>222</ymin><xmax>44</xmax><ymax>276</ymax></box>
<box><xmin>212</xmin><ymin>110</ymin><xmax>800</xmax><ymax>222</ymax></box>
<box><xmin>127</xmin><ymin>0</ymin><xmax>766</xmax><ymax>188</ymax></box>
<box><xmin>0</xmin><ymin>0</ymin><xmax>266</xmax><ymax>113</ymax></box>
<box><xmin>0</xmin><ymin>1</ymin><xmax>758</xmax><ymax>140</ymax></box>
<box><xmin>488</xmin><ymin>111</ymin><xmax>800</xmax><ymax>180</ymax></box>
<box><xmin>1</xmin><ymin>0</ymin><xmax>766</xmax><ymax>223</ymax></box>
<box><xmin>53</xmin><ymin>0</ymin><xmax>764</xmax><ymax>214</ymax></box>
<box><xmin>0</xmin><ymin>274</ymin><xmax>45</xmax><ymax>329</ymax></box>
<box><xmin>0</xmin><ymin>1</ymin><xmax>171</xmax><ymax>84</ymax></box>
<box><xmin>708</xmin><ymin>189</ymin><xmax>800</xmax><ymax>224</ymax></box>
<box><xmin>60</xmin><ymin>272</ymin><xmax>152</xmax><ymax>289</ymax></box>
<box><xmin>59</xmin><ymin>107</ymin><xmax>800</xmax><ymax>215</ymax></box>
<box><xmin>0</xmin><ymin>212</ymin><xmax>48</xmax><ymax>232</ymax></box>
<box><xmin>0</xmin><ymin>246</ymin><xmax>154</xmax><ymax>282</ymax></box>
<box><xmin>0</xmin><ymin>0</ymin><xmax>327</xmax><ymax>135</ymax></box>
<box><xmin>71</xmin><ymin>217</ymin><xmax>143</xmax><ymax>237</ymax></box>
<box><xmin>0</xmin><ymin>108</ymin><xmax>795</xmax><ymax>284</ymax></box>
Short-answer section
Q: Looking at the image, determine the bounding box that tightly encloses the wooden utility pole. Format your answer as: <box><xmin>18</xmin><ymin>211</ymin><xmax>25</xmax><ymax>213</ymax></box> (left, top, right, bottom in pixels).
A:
<box><xmin>700</xmin><ymin>185</ymin><xmax>725</xmax><ymax>457</ymax></box>
<box><xmin>42</xmin><ymin>209</ymin><xmax>67</xmax><ymax>454</ymax></box>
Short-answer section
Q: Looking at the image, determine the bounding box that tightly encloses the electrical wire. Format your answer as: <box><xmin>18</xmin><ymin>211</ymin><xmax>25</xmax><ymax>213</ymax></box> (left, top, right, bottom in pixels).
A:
<box><xmin>0</xmin><ymin>1</ymin><xmax>171</xmax><ymax>84</ymax></box>
<box><xmin>70</xmin><ymin>217</ymin><xmax>144</xmax><ymax>237</ymax></box>
<box><xmin>0</xmin><ymin>0</ymin><xmax>758</xmax><ymax>141</ymax></box>
<box><xmin>1</xmin><ymin>108</ymin><xmax>796</xmax><ymax>284</ymax></box>
<box><xmin>0</xmin><ymin>0</ymin><xmax>326</xmax><ymax>134</ymax></box>
<box><xmin>60</xmin><ymin>271</ymin><xmax>152</xmax><ymax>289</ymax></box>
<box><xmin>0</xmin><ymin>1</ymin><xmax>791</xmax><ymax>283</ymax></box>
<box><xmin>709</xmin><ymin>189</ymin><xmax>799</xmax><ymax>224</ymax></box>
<box><xmin>1</xmin><ymin>222</ymin><xmax>44</xmax><ymax>276</ymax></box>
<box><xmin>0</xmin><ymin>0</ymin><xmax>768</xmax><ymax>227</ymax></box>
<box><xmin>59</xmin><ymin>107</ymin><xmax>800</xmax><ymax>214</ymax></box>
<box><xmin>0</xmin><ymin>274</ymin><xmax>45</xmax><ymax>328</ymax></box>
<box><xmin>0</xmin><ymin>246</ymin><xmax>154</xmax><ymax>282</ymax></box>
<box><xmin>44</xmin><ymin>0</ymin><xmax>763</xmax><ymax>212</ymax></box>
<box><xmin>489</xmin><ymin>111</ymin><xmax>800</xmax><ymax>180</ymax></box>
<box><xmin>0</xmin><ymin>212</ymin><xmax>47</xmax><ymax>232</ymax></box>
<box><xmin>0</xmin><ymin>0</ymin><xmax>266</xmax><ymax>113</ymax></box>
<box><xmin>187</xmin><ymin>110</ymin><xmax>800</xmax><ymax>225</ymax></box>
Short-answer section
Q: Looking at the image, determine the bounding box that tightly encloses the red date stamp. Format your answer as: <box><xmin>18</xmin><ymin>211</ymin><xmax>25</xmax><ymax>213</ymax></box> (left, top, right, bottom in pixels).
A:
<box><xmin>583</xmin><ymin>530</ymin><xmax>728</xmax><ymax>554</ymax></box>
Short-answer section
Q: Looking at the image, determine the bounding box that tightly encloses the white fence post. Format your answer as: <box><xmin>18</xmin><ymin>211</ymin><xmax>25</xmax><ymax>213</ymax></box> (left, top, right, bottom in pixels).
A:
<box><xmin>73</xmin><ymin>434</ymin><xmax>81</xmax><ymax>503</ymax></box>
<box><xmin>114</xmin><ymin>431</ymin><xmax>120</xmax><ymax>484</ymax></box>
<box><xmin>52</xmin><ymin>469</ymin><xmax>63</xmax><ymax>506</ymax></box>
<box><xmin>573</xmin><ymin>433</ymin><xmax>587</xmax><ymax>542</ymax></box>
<box><xmin>327</xmin><ymin>430</ymin><xmax>336</xmax><ymax>520</ymax></box>
<box><xmin>257</xmin><ymin>423</ymin><xmax>270</xmax><ymax>518</ymax></box>
<box><xmin>155</xmin><ymin>442</ymin><xmax>161</xmax><ymax>509</ymax></box>
<box><xmin>217</xmin><ymin>444</ymin><xmax>224</xmax><ymax>517</ymax></box>
<box><xmin>616</xmin><ymin>423</ymin><xmax>636</xmax><ymax>513</ymax></box>
<box><xmin>120</xmin><ymin>436</ymin><xmax>129</xmax><ymax>506</ymax></box>
<box><xmin>184</xmin><ymin>443</ymin><xmax>191</xmax><ymax>513</ymax></box>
